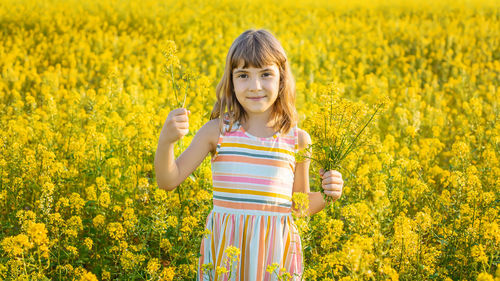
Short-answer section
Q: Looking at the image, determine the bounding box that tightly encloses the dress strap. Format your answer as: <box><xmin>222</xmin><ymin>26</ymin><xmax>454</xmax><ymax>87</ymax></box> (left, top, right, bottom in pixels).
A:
<box><xmin>211</xmin><ymin>113</ymin><xmax>238</xmax><ymax>162</ymax></box>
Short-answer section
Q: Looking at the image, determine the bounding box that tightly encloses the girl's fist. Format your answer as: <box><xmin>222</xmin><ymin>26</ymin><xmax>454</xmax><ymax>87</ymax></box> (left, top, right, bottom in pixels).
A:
<box><xmin>319</xmin><ymin>169</ymin><xmax>343</xmax><ymax>201</ymax></box>
<box><xmin>160</xmin><ymin>108</ymin><xmax>191</xmax><ymax>144</ymax></box>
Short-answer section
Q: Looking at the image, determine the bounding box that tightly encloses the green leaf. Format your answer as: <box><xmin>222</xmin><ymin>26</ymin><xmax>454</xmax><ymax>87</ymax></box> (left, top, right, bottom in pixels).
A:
<box><xmin>188</xmin><ymin>174</ymin><xmax>196</xmax><ymax>182</ymax></box>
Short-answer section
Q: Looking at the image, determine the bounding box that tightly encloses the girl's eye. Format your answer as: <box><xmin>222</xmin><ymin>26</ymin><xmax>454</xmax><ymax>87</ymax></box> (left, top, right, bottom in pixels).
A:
<box><xmin>236</xmin><ymin>73</ymin><xmax>272</xmax><ymax>78</ymax></box>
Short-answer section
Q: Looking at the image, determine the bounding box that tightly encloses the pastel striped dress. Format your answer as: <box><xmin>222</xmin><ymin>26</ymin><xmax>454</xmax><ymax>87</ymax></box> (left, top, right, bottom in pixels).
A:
<box><xmin>197</xmin><ymin>117</ymin><xmax>304</xmax><ymax>281</ymax></box>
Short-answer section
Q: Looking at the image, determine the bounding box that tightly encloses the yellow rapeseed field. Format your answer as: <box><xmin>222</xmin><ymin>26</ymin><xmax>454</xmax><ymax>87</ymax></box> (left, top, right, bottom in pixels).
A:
<box><xmin>0</xmin><ymin>0</ymin><xmax>498</xmax><ymax>280</ymax></box>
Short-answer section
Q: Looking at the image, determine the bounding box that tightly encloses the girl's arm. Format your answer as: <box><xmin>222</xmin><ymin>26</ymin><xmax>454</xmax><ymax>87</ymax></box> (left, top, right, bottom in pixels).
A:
<box><xmin>154</xmin><ymin>108</ymin><xmax>219</xmax><ymax>191</ymax></box>
<box><xmin>291</xmin><ymin>129</ymin><xmax>330</xmax><ymax>217</ymax></box>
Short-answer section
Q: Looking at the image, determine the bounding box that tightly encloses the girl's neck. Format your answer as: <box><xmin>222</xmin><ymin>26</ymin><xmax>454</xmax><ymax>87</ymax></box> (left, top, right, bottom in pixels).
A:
<box><xmin>240</xmin><ymin>112</ymin><xmax>278</xmax><ymax>136</ymax></box>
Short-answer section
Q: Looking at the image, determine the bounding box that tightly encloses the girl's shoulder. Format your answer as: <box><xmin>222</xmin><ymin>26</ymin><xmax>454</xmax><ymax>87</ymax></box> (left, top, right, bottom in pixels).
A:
<box><xmin>198</xmin><ymin>118</ymin><xmax>223</xmax><ymax>154</ymax></box>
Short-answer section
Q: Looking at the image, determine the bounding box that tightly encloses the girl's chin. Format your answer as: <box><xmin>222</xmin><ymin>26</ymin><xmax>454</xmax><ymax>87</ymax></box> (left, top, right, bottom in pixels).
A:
<box><xmin>243</xmin><ymin>107</ymin><xmax>272</xmax><ymax>114</ymax></box>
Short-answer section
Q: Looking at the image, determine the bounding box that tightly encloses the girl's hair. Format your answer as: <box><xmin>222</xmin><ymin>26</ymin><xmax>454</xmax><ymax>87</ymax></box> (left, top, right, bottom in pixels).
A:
<box><xmin>210</xmin><ymin>29</ymin><xmax>298</xmax><ymax>135</ymax></box>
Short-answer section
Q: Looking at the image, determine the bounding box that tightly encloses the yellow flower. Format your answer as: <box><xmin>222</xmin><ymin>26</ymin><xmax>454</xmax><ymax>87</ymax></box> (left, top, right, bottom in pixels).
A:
<box><xmin>26</xmin><ymin>221</ymin><xmax>49</xmax><ymax>258</ymax></box>
<box><xmin>79</xmin><ymin>271</ymin><xmax>99</xmax><ymax>281</ymax></box>
<box><xmin>1</xmin><ymin>234</ymin><xmax>33</xmax><ymax>257</ymax></box>
<box><xmin>159</xmin><ymin>266</ymin><xmax>176</xmax><ymax>281</ymax></box>
<box><xmin>39</xmin><ymin>181</ymin><xmax>55</xmax><ymax>215</ymax></box>
<box><xmin>120</xmin><ymin>250</ymin><xmax>145</xmax><ymax>272</ymax></box>
<box><xmin>108</xmin><ymin>222</ymin><xmax>126</xmax><ymax>240</ymax></box>
<box><xmin>201</xmin><ymin>263</ymin><xmax>213</xmax><ymax>275</ymax></box>
<box><xmin>125</xmin><ymin>197</ymin><xmax>133</xmax><ymax>208</ymax></box>
<box><xmin>56</xmin><ymin>197</ymin><xmax>70</xmax><ymax>213</ymax></box>
<box><xmin>341</xmin><ymin>202</ymin><xmax>375</xmax><ymax>235</ymax></box>
<box><xmin>161</xmin><ymin>40</ymin><xmax>181</xmax><ymax>70</ymax></box>
<box><xmin>292</xmin><ymin>192</ymin><xmax>309</xmax><ymax>217</ymax></box>
<box><xmin>202</xmin><ymin>228</ymin><xmax>212</xmax><ymax>239</ymax></box>
<box><xmin>84</xmin><ymin>238</ymin><xmax>93</xmax><ymax>250</ymax></box>
<box><xmin>69</xmin><ymin>192</ymin><xmax>85</xmax><ymax>214</ymax></box>
<box><xmin>471</xmin><ymin>245</ymin><xmax>488</xmax><ymax>265</ymax></box>
<box><xmin>450</xmin><ymin>140</ymin><xmax>470</xmax><ymax>166</ymax></box>
<box><xmin>122</xmin><ymin>207</ymin><xmax>137</xmax><ymax>230</ymax></box>
<box><xmin>215</xmin><ymin>265</ymin><xmax>228</xmax><ymax>275</ymax></box>
<box><xmin>180</xmin><ymin>216</ymin><xmax>198</xmax><ymax>233</ymax></box>
<box><xmin>266</xmin><ymin>262</ymin><xmax>279</xmax><ymax>274</ymax></box>
<box><xmin>93</xmin><ymin>214</ymin><xmax>106</xmax><ymax>228</ymax></box>
<box><xmin>98</xmin><ymin>192</ymin><xmax>111</xmax><ymax>209</ymax></box>
<box><xmin>27</xmin><ymin>222</ymin><xmax>48</xmax><ymax>246</ymax></box>
<box><xmin>476</xmin><ymin>272</ymin><xmax>494</xmax><ymax>281</ymax></box>
<box><xmin>415</xmin><ymin>209</ymin><xmax>432</xmax><ymax>232</ymax></box>
<box><xmin>101</xmin><ymin>270</ymin><xmax>111</xmax><ymax>280</ymax></box>
<box><xmin>119</xmin><ymin>240</ymin><xmax>129</xmax><ymax>250</ymax></box>
<box><xmin>279</xmin><ymin>271</ymin><xmax>292</xmax><ymax>281</ymax></box>
<box><xmin>405</xmin><ymin>125</ymin><xmax>418</xmax><ymax>138</ymax></box>
<box><xmin>112</xmin><ymin>205</ymin><xmax>122</xmax><ymax>213</ymax></box>
<box><xmin>294</xmin><ymin>217</ymin><xmax>310</xmax><ymax>236</ymax></box>
<box><xmin>225</xmin><ymin>246</ymin><xmax>240</xmax><ymax>262</ymax></box>
<box><xmin>303</xmin><ymin>267</ymin><xmax>318</xmax><ymax>281</ymax></box>
<box><xmin>166</xmin><ymin>216</ymin><xmax>178</xmax><ymax>229</ymax></box>
<box><xmin>16</xmin><ymin>210</ymin><xmax>36</xmax><ymax>232</ymax></box>
<box><xmin>160</xmin><ymin>238</ymin><xmax>172</xmax><ymax>251</ymax></box>
<box><xmin>85</xmin><ymin>185</ymin><xmax>97</xmax><ymax>201</ymax></box>
<box><xmin>196</xmin><ymin>189</ymin><xmax>211</xmax><ymax>201</ymax></box>
<box><xmin>66</xmin><ymin>245</ymin><xmax>78</xmax><ymax>257</ymax></box>
<box><xmin>7</xmin><ymin>259</ymin><xmax>24</xmax><ymax>277</ymax></box>
<box><xmin>147</xmin><ymin>258</ymin><xmax>161</xmax><ymax>275</ymax></box>
<box><xmin>65</xmin><ymin>216</ymin><xmax>83</xmax><ymax>238</ymax></box>
<box><xmin>95</xmin><ymin>176</ymin><xmax>108</xmax><ymax>191</ymax></box>
<box><xmin>319</xmin><ymin>219</ymin><xmax>344</xmax><ymax>251</ymax></box>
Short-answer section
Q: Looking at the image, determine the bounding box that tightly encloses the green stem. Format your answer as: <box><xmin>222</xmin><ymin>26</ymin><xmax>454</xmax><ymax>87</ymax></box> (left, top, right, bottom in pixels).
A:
<box><xmin>332</xmin><ymin>105</ymin><xmax>347</xmax><ymax>153</ymax></box>
<box><xmin>22</xmin><ymin>252</ymin><xmax>28</xmax><ymax>276</ymax></box>
<box><xmin>182</xmin><ymin>79</ymin><xmax>188</xmax><ymax>108</ymax></box>
<box><xmin>340</xmin><ymin>104</ymin><xmax>381</xmax><ymax>162</ymax></box>
<box><xmin>158</xmin><ymin>232</ymin><xmax>161</xmax><ymax>260</ymax></box>
<box><xmin>170</xmin><ymin>66</ymin><xmax>179</xmax><ymax>106</ymax></box>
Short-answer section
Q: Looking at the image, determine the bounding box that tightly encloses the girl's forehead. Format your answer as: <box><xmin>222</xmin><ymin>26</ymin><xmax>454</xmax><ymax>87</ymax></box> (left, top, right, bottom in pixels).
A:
<box><xmin>233</xmin><ymin>61</ymin><xmax>279</xmax><ymax>71</ymax></box>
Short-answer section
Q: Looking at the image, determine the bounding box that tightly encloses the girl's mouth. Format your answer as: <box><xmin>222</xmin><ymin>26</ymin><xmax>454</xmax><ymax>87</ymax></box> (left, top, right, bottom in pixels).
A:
<box><xmin>248</xmin><ymin>96</ymin><xmax>266</xmax><ymax>100</ymax></box>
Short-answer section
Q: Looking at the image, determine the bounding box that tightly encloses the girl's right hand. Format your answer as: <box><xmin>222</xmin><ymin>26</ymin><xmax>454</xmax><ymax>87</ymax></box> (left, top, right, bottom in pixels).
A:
<box><xmin>160</xmin><ymin>108</ymin><xmax>191</xmax><ymax>144</ymax></box>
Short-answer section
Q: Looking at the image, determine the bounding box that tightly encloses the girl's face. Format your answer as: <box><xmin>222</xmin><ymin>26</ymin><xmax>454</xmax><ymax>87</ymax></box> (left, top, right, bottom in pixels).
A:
<box><xmin>232</xmin><ymin>62</ymin><xmax>280</xmax><ymax>118</ymax></box>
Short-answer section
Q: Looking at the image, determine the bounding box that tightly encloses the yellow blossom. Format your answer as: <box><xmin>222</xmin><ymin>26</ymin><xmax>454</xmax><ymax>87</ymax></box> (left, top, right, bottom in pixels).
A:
<box><xmin>66</xmin><ymin>245</ymin><xmax>79</xmax><ymax>256</ymax></box>
<box><xmin>107</xmin><ymin>222</ymin><xmax>126</xmax><ymax>240</ymax></box>
<box><xmin>101</xmin><ymin>270</ymin><xmax>111</xmax><ymax>280</ymax></box>
<box><xmin>180</xmin><ymin>215</ymin><xmax>198</xmax><ymax>233</ymax></box>
<box><xmin>159</xmin><ymin>266</ymin><xmax>176</xmax><ymax>281</ymax></box>
<box><xmin>1</xmin><ymin>234</ymin><xmax>33</xmax><ymax>257</ymax></box>
<box><xmin>98</xmin><ymin>192</ymin><xmax>111</xmax><ymax>209</ymax></box>
<box><xmin>93</xmin><ymin>214</ymin><xmax>106</xmax><ymax>228</ymax></box>
<box><xmin>160</xmin><ymin>238</ymin><xmax>172</xmax><ymax>251</ymax></box>
<box><xmin>147</xmin><ymin>258</ymin><xmax>161</xmax><ymax>276</ymax></box>
<box><xmin>477</xmin><ymin>272</ymin><xmax>494</xmax><ymax>281</ymax></box>
<box><xmin>84</xmin><ymin>238</ymin><xmax>93</xmax><ymax>250</ymax></box>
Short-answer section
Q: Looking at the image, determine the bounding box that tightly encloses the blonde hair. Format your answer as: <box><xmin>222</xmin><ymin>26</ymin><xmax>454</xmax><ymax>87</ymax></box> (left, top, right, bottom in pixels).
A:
<box><xmin>210</xmin><ymin>29</ymin><xmax>298</xmax><ymax>135</ymax></box>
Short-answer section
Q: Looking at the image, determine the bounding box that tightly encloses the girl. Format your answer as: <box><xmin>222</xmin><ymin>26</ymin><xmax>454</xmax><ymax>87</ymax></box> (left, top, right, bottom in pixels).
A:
<box><xmin>155</xmin><ymin>29</ymin><xmax>344</xmax><ymax>280</ymax></box>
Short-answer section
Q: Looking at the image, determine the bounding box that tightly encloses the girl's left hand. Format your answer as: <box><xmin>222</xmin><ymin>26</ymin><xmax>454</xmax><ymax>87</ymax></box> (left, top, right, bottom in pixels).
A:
<box><xmin>320</xmin><ymin>169</ymin><xmax>343</xmax><ymax>201</ymax></box>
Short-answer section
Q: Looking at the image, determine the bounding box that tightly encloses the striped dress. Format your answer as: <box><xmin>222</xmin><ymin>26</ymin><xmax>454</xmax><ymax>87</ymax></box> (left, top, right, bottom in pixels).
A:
<box><xmin>197</xmin><ymin>116</ymin><xmax>304</xmax><ymax>281</ymax></box>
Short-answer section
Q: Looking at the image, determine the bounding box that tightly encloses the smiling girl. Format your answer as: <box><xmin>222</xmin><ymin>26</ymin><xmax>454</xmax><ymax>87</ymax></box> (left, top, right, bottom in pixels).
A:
<box><xmin>154</xmin><ymin>29</ymin><xmax>344</xmax><ymax>280</ymax></box>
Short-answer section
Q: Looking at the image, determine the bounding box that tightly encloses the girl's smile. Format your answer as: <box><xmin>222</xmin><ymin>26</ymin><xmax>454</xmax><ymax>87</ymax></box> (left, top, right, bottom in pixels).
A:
<box><xmin>247</xmin><ymin>96</ymin><xmax>266</xmax><ymax>100</ymax></box>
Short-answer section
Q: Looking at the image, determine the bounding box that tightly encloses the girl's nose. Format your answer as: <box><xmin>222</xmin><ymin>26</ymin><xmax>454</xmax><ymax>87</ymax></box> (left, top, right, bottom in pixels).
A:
<box><xmin>249</xmin><ymin>77</ymin><xmax>262</xmax><ymax>91</ymax></box>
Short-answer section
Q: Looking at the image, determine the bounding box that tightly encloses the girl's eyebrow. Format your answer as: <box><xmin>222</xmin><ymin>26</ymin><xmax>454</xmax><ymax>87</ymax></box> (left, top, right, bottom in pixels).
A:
<box><xmin>233</xmin><ymin>68</ymin><xmax>275</xmax><ymax>74</ymax></box>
